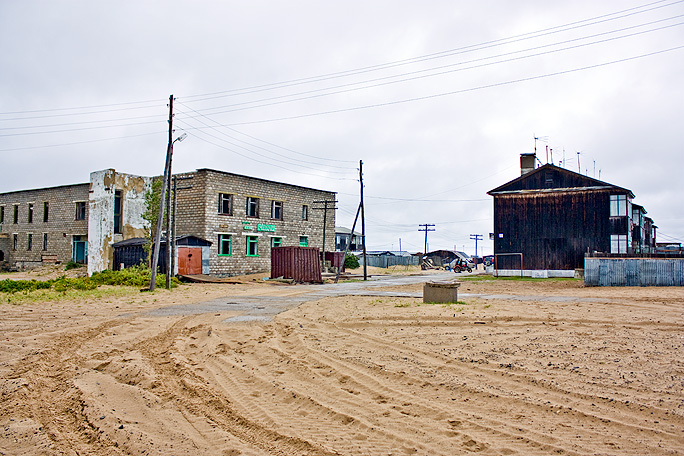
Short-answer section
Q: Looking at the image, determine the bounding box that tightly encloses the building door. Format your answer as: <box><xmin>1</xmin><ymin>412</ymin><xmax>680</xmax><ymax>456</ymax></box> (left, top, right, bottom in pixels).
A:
<box><xmin>178</xmin><ymin>247</ymin><xmax>202</xmax><ymax>275</ymax></box>
<box><xmin>72</xmin><ymin>236</ymin><xmax>88</xmax><ymax>264</ymax></box>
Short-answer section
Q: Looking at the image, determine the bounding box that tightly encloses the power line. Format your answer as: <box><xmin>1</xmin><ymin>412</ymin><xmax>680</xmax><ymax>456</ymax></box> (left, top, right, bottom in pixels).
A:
<box><xmin>175</xmin><ymin>101</ymin><xmax>356</xmax><ymax>167</ymax></box>
<box><xmin>173</xmin><ymin>116</ymin><xmax>356</xmax><ymax>176</ymax></box>
<box><xmin>180</xmin><ymin>0</ymin><xmax>683</xmax><ymax>102</ymax></box>
<box><xmin>1</xmin><ymin>0</ymin><xmax>679</xmax><ymax>121</ymax></box>
<box><xmin>212</xmin><ymin>45</ymin><xmax>684</xmax><ymax>127</ymax></box>
<box><xmin>0</xmin><ymin>130</ymin><xmax>166</xmax><ymax>152</ymax></box>
<box><xmin>182</xmin><ymin>131</ymin><xmax>357</xmax><ymax>182</ymax></box>
<box><xmin>0</xmin><ymin>98</ymin><xmax>166</xmax><ymax>117</ymax></box>
<box><xmin>178</xmin><ymin>18</ymin><xmax>684</xmax><ymax>117</ymax></box>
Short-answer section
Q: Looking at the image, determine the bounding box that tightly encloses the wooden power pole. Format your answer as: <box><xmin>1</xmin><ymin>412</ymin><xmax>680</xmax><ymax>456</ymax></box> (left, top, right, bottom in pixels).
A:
<box><xmin>150</xmin><ymin>95</ymin><xmax>174</xmax><ymax>291</ymax></box>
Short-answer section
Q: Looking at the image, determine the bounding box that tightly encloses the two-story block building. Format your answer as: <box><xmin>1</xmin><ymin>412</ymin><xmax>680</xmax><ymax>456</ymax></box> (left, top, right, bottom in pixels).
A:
<box><xmin>0</xmin><ymin>167</ymin><xmax>336</xmax><ymax>277</ymax></box>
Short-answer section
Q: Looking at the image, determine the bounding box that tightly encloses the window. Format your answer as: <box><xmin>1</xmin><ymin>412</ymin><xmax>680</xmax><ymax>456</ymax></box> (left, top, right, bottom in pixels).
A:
<box><xmin>13</xmin><ymin>205</ymin><xmax>19</xmax><ymax>224</ymax></box>
<box><xmin>27</xmin><ymin>233</ymin><xmax>32</xmax><ymax>251</ymax></box>
<box><xmin>27</xmin><ymin>203</ymin><xmax>33</xmax><ymax>224</ymax></box>
<box><xmin>299</xmin><ymin>236</ymin><xmax>309</xmax><ymax>247</ymax></box>
<box><xmin>302</xmin><ymin>205</ymin><xmax>308</xmax><ymax>220</ymax></box>
<box><xmin>218</xmin><ymin>193</ymin><xmax>233</xmax><ymax>215</ymax></box>
<box><xmin>246</xmin><ymin>197</ymin><xmax>259</xmax><ymax>218</ymax></box>
<box><xmin>0</xmin><ymin>206</ymin><xmax>4</xmax><ymax>223</ymax></box>
<box><xmin>271</xmin><ymin>201</ymin><xmax>283</xmax><ymax>220</ymax></box>
<box><xmin>13</xmin><ymin>234</ymin><xmax>18</xmax><ymax>250</ymax></box>
<box><xmin>114</xmin><ymin>190</ymin><xmax>122</xmax><ymax>233</ymax></box>
<box><xmin>42</xmin><ymin>233</ymin><xmax>48</xmax><ymax>251</ymax></box>
<box><xmin>43</xmin><ymin>202</ymin><xmax>49</xmax><ymax>222</ymax></box>
<box><xmin>610</xmin><ymin>194</ymin><xmax>628</xmax><ymax>217</ymax></box>
<box><xmin>75</xmin><ymin>201</ymin><xmax>86</xmax><ymax>221</ymax></box>
<box><xmin>610</xmin><ymin>234</ymin><xmax>627</xmax><ymax>253</ymax></box>
<box><xmin>246</xmin><ymin>235</ymin><xmax>258</xmax><ymax>256</ymax></box>
<box><xmin>218</xmin><ymin>234</ymin><xmax>232</xmax><ymax>256</ymax></box>
<box><xmin>271</xmin><ymin>237</ymin><xmax>282</xmax><ymax>248</ymax></box>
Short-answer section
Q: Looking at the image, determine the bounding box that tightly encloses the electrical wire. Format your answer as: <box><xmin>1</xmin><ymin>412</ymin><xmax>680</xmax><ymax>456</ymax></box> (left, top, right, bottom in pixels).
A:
<box><xmin>0</xmin><ymin>130</ymin><xmax>167</xmax><ymax>152</ymax></box>
<box><xmin>180</xmin><ymin>0</ymin><xmax>683</xmax><ymax>102</ymax></box>
<box><xmin>178</xmin><ymin>18</ymin><xmax>684</xmax><ymax>117</ymax></box>
<box><xmin>176</xmin><ymin>101</ymin><xmax>356</xmax><ymax>164</ymax></box>
<box><xmin>175</xmin><ymin>102</ymin><xmax>357</xmax><ymax>167</ymax></box>
<box><xmin>175</xmin><ymin>116</ymin><xmax>356</xmax><ymax>176</ymax></box>
<box><xmin>210</xmin><ymin>45</ymin><xmax>684</xmax><ymax>127</ymax></box>
<box><xmin>177</xmin><ymin>126</ymin><xmax>358</xmax><ymax>182</ymax></box>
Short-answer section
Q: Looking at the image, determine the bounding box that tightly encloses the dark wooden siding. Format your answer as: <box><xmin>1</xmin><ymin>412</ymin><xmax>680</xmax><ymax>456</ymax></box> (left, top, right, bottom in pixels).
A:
<box><xmin>493</xmin><ymin>190</ymin><xmax>612</xmax><ymax>270</ymax></box>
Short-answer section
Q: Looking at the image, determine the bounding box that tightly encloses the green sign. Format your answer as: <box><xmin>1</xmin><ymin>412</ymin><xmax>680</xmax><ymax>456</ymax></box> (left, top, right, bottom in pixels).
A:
<box><xmin>257</xmin><ymin>224</ymin><xmax>276</xmax><ymax>232</ymax></box>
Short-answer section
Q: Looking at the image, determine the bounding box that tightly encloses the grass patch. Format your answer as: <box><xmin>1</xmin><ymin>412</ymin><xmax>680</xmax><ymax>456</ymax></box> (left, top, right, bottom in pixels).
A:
<box><xmin>422</xmin><ymin>300</ymin><xmax>468</xmax><ymax>306</ymax></box>
<box><xmin>3</xmin><ymin>286</ymin><xmax>138</xmax><ymax>305</ymax></box>
<box><xmin>1</xmin><ymin>265</ymin><xmax>181</xmax><ymax>304</ymax></box>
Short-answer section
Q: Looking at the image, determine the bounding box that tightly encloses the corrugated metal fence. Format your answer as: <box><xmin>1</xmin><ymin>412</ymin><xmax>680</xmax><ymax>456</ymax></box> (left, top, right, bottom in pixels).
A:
<box><xmin>585</xmin><ymin>257</ymin><xmax>684</xmax><ymax>286</ymax></box>
<box><xmin>359</xmin><ymin>254</ymin><xmax>420</xmax><ymax>268</ymax></box>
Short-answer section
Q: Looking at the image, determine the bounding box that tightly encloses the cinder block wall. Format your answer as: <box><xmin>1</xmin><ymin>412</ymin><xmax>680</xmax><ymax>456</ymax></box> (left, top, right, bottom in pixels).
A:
<box><xmin>0</xmin><ymin>183</ymin><xmax>90</xmax><ymax>269</ymax></box>
<box><xmin>174</xmin><ymin>169</ymin><xmax>336</xmax><ymax>276</ymax></box>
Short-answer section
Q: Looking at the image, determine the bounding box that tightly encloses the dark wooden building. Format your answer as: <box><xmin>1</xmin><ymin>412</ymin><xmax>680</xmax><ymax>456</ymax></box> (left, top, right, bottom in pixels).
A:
<box><xmin>488</xmin><ymin>157</ymin><xmax>656</xmax><ymax>272</ymax></box>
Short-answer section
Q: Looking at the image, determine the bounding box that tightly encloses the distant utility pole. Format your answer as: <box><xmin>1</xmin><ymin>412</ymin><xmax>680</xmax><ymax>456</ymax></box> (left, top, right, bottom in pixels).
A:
<box><xmin>470</xmin><ymin>234</ymin><xmax>483</xmax><ymax>262</ymax></box>
<box><xmin>313</xmin><ymin>199</ymin><xmax>338</xmax><ymax>271</ymax></box>
<box><xmin>418</xmin><ymin>224</ymin><xmax>435</xmax><ymax>255</ymax></box>
<box><xmin>359</xmin><ymin>160</ymin><xmax>367</xmax><ymax>280</ymax></box>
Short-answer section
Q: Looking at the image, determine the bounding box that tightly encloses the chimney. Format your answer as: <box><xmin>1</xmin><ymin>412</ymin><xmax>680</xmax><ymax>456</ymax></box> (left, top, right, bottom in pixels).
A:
<box><xmin>520</xmin><ymin>153</ymin><xmax>536</xmax><ymax>175</ymax></box>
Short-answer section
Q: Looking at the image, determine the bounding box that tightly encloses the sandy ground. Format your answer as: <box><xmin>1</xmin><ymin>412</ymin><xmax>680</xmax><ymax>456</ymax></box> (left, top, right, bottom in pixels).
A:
<box><xmin>0</xmin><ymin>268</ymin><xmax>683</xmax><ymax>455</ymax></box>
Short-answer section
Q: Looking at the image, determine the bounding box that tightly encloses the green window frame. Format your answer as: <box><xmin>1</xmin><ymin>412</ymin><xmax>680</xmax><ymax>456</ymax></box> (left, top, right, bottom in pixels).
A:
<box><xmin>218</xmin><ymin>234</ymin><xmax>232</xmax><ymax>256</ymax></box>
<box><xmin>299</xmin><ymin>236</ymin><xmax>308</xmax><ymax>247</ymax></box>
<box><xmin>246</xmin><ymin>235</ymin><xmax>259</xmax><ymax>256</ymax></box>
<box><xmin>271</xmin><ymin>237</ymin><xmax>282</xmax><ymax>248</ymax></box>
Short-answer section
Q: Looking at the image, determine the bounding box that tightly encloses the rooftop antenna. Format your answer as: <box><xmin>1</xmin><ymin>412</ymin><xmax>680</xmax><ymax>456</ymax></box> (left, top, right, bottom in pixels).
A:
<box><xmin>534</xmin><ymin>134</ymin><xmax>548</xmax><ymax>158</ymax></box>
<box><xmin>546</xmin><ymin>145</ymin><xmax>549</xmax><ymax>164</ymax></box>
<box><xmin>576</xmin><ymin>151</ymin><xmax>582</xmax><ymax>173</ymax></box>
<box><xmin>550</xmin><ymin>148</ymin><xmax>554</xmax><ymax>165</ymax></box>
<box><xmin>593</xmin><ymin>160</ymin><xmax>596</xmax><ymax>178</ymax></box>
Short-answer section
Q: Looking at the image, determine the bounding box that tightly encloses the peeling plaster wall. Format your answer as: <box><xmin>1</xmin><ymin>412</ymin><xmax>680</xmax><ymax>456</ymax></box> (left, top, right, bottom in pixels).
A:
<box><xmin>88</xmin><ymin>169</ymin><xmax>153</xmax><ymax>274</ymax></box>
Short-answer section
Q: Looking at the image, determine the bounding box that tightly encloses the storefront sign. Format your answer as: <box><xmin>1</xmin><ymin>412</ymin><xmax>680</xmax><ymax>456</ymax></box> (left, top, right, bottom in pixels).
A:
<box><xmin>257</xmin><ymin>224</ymin><xmax>276</xmax><ymax>232</ymax></box>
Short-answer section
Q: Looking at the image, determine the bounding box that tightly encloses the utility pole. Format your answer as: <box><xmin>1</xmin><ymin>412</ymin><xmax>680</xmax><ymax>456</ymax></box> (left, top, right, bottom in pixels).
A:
<box><xmin>359</xmin><ymin>160</ymin><xmax>367</xmax><ymax>280</ymax></box>
<box><xmin>470</xmin><ymin>234</ymin><xmax>483</xmax><ymax>265</ymax></box>
<box><xmin>150</xmin><ymin>95</ymin><xmax>174</xmax><ymax>291</ymax></box>
<box><xmin>171</xmin><ymin>176</ymin><xmax>193</xmax><ymax>280</ymax></box>
<box><xmin>418</xmin><ymin>224</ymin><xmax>435</xmax><ymax>255</ymax></box>
<box><xmin>313</xmin><ymin>199</ymin><xmax>338</xmax><ymax>272</ymax></box>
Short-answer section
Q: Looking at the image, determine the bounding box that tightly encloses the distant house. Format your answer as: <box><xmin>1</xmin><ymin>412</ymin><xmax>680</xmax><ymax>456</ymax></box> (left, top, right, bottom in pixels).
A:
<box><xmin>487</xmin><ymin>154</ymin><xmax>657</xmax><ymax>275</ymax></box>
<box><xmin>335</xmin><ymin>226</ymin><xmax>363</xmax><ymax>251</ymax></box>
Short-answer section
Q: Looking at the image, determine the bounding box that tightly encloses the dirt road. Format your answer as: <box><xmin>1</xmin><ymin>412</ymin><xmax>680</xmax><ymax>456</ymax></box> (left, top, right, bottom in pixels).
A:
<box><xmin>1</xmin><ymin>272</ymin><xmax>683</xmax><ymax>455</ymax></box>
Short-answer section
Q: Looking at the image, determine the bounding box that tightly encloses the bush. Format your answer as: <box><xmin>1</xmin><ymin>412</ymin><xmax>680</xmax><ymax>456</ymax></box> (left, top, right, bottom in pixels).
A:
<box><xmin>344</xmin><ymin>254</ymin><xmax>360</xmax><ymax>269</ymax></box>
<box><xmin>64</xmin><ymin>260</ymin><xmax>83</xmax><ymax>271</ymax></box>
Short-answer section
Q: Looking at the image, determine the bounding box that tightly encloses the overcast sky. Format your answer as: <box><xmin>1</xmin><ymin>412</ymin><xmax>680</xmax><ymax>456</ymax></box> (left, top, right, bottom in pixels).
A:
<box><xmin>1</xmin><ymin>1</ymin><xmax>683</xmax><ymax>255</ymax></box>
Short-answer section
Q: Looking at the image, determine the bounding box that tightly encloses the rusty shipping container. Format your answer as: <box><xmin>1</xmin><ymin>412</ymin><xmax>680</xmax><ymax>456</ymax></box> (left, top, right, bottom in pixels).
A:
<box><xmin>325</xmin><ymin>251</ymin><xmax>345</xmax><ymax>272</ymax></box>
<box><xmin>271</xmin><ymin>246</ymin><xmax>322</xmax><ymax>283</ymax></box>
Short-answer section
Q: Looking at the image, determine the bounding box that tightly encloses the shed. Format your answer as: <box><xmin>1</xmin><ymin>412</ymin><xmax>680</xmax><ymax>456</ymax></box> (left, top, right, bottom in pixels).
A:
<box><xmin>111</xmin><ymin>235</ymin><xmax>212</xmax><ymax>274</ymax></box>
